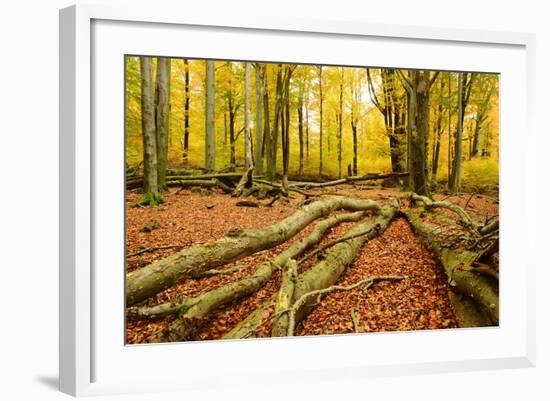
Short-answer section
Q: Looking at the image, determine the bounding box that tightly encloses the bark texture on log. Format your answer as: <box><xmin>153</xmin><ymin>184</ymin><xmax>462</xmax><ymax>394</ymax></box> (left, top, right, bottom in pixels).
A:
<box><xmin>127</xmin><ymin>197</ymin><xmax>381</xmax><ymax>306</ymax></box>
<box><xmin>147</xmin><ymin>211</ymin><xmax>367</xmax><ymax>342</ymax></box>
<box><xmin>271</xmin><ymin>259</ymin><xmax>298</xmax><ymax>337</ymax></box>
<box><xmin>225</xmin><ymin>200</ymin><xmax>399</xmax><ymax>339</ymax></box>
<box><xmin>404</xmin><ymin>210</ymin><xmax>498</xmax><ymax>326</ymax></box>
<box><xmin>447</xmin><ymin>290</ymin><xmax>492</xmax><ymax>327</ymax></box>
<box><xmin>274</xmin><ymin>200</ymin><xmax>400</xmax><ymax>335</ymax></box>
<box><xmin>289</xmin><ymin>172</ymin><xmax>409</xmax><ymax>189</ymax></box>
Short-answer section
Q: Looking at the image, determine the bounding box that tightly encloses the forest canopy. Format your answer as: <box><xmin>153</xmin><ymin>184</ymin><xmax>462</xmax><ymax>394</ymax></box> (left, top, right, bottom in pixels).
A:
<box><xmin>125</xmin><ymin>56</ymin><xmax>499</xmax><ymax>197</ymax></box>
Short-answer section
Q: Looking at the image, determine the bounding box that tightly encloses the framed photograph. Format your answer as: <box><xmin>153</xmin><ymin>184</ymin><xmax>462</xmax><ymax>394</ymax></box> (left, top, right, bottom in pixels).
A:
<box><xmin>59</xmin><ymin>4</ymin><xmax>536</xmax><ymax>396</ymax></box>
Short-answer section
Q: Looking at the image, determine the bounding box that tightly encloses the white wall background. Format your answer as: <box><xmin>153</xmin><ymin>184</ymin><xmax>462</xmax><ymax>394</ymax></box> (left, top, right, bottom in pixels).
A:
<box><xmin>0</xmin><ymin>0</ymin><xmax>547</xmax><ymax>400</ymax></box>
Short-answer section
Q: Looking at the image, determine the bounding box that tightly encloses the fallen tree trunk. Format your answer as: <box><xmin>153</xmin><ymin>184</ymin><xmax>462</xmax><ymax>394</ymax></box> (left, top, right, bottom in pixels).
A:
<box><xmin>409</xmin><ymin>192</ymin><xmax>478</xmax><ymax>232</ymax></box>
<box><xmin>126</xmin><ymin>172</ymin><xmax>243</xmax><ymax>190</ymax></box>
<box><xmin>288</xmin><ymin>172</ymin><xmax>409</xmax><ymax>190</ymax></box>
<box><xmin>271</xmin><ymin>259</ymin><xmax>298</xmax><ymax>337</ymax></box>
<box><xmin>126</xmin><ymin>196</ymin><xmax>381</xmax><ymax>306</ymax></box>
<box><xmin>272</xmin><ymin>200</ymin><xmax>400</xmax><ymax>335</ymax></box>
<box><xmin>224</xmin><ymin>199</ymin><xmax>400</xmax><ymax>339</ymax></box>
<box><xmin>404</xmin><ymin>210</ymin><xmax>499</xmax><ymax>326</ymax></box>
<box><xmin>144</xmin><ymin>211</ymin><xmax>367</xmax><ymax>341</ymax></box>
<box><xmin>447</xmin><ymin>290</ymin><xmax>492</xmax><ymax>327</ymax></box>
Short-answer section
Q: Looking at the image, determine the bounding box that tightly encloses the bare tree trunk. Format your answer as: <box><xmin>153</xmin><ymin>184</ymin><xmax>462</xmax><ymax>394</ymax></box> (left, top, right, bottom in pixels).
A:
<box><xmin>281</xmin><ymin>66</ymin><xmax>293</xmax><ymax>191</ymax></box>
<box><xmin>205</xmin><ymin>60</ymin><xmax>216</xmax><ymax>171</ymax></box>
<box><xmin>367</xmin><ymin>68</ymin><xmax>407</xmax><ymax>174</ymax></box>
<box><xmin>298</xmin><ymin>83</ymin><xmax>305</xmax><ymax>176</ymax></box>
<box><xmin>412</xmin><ymin>71</ymin><xmax>431</xmax><ymax>196</ymax></box>
<box><xmin>447</xmin><ymin>73</ymin><xmax>452</xmax><ymax>185</ymax></box>
<box><xmin>431</xmin><ymin>80</ymin><xmax>445</xmax><ymax>186</ymax></box>
<box><xmin>305</xmin><ymin>91</ymin><xmax>310</xmax><ymax>158</ymax></box>
<box><xmin>450</xmin><ymin>73</ymin><xmax>464</xmax><ymax>193</ymax></box>
<box><xmin>262</xmin><ymin>66</ymin><xmax>270</xmax><ymax>163</ymax></box>
<box><xmin>338</xmin><ymin>68</ymin><xmax>343</xmax><ymax>179</ymax></box>
<box><xmin>155</xmin><ymin>57</ymin><xmax>171</xmax><ymax>191</ymax></box>
<box><xmin>450</xmin><ymin>73</ymin><xmax>476</xmax><ymax>192</ymax></box>
<box><xmin>138</xmin><ymin>57</ymin><xmax>160</xmax><ymax>204</ymax></box>
<box><xmin>400</xmin><ymin>70</ymin><xmax>430</xmax><ymax>196</ymax></box>
<box><xmin>244</xmin><ymin>62</ymin><xmax>253</xmax><ymax>169</ymax></box>
<box><xmin>126</xmin><ymin>197</ymin><xmax>381</xmax><ymax>306</ymax></box>
<box><xmin>318</xmin><ymin>66</ymin><xmax>324</xmax><ymax>177</ymax></box>
<box><xmin>182</xmin><ymin>59</ymin><xmax>190</xmax><ymax>166</ymax></box>
<box><xmin>228</xmin><ymin>97</ymin><xmax>236</xmax><ymax>169</ymax></box>
<box><xmin>267</xmin><ymin>65</ymin><xmax>283</xmax><ymax>181</ymax></box>
<box><xmin>254</xmin><ymin>63</ymin><xmax>263</xmax><ymax>175</ymax></box>
<box><xmin>350</xmin><ymin>77</ymin><xmax>359</xmax><ymax>177</ymax></box>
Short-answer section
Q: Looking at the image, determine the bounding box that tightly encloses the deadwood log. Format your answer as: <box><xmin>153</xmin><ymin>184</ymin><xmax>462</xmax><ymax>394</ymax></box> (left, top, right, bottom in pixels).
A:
<box><xmin>288</xmin><ymin>172</ymin><xmax>410</xmax><ymax>190</ymax></box>
<box><xmin>447</xmin><ymin>290</ymin><xmax>492</xmax><ymax>327</ymax></box>
<box><xmin>144</xmin><ymin>211</ymin><xmax>368</xmax><ymax>341</ymax></box>
<box><xmin>225</xmin><ymin>200</ymin><xmax>400</xmax><ymax>339</ymax></box>
<box><xmin>404</xmin><ymin>211</ymin><xmax>499</xmax><ymax>326</ymax></box>
<box><xmin>409</xmin><ymin>193</ymin><xmax>478</xmax><ymax>231</ymax></box>
<box><xmin>232</xmin><ymin>167</ymin><xmax>254</xmax><ymax>197</ymax></box>
<box><xmin>126</xmin><ymin>172</ymin><xmax>243</xmax><ymax>190</ymax></box>
<box><xmin>126</xmin><ymin>197</ymin><xmax>381</xmax><ymax>306</ymax></box>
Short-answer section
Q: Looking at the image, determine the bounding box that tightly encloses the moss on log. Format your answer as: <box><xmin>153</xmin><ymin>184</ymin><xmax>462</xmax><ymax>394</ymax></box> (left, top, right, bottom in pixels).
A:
<box><xmin>225</xmin><ymin>200</ymin><xmax>399</xmax><ymax>339</ymax></box>
<box><xmin>404</xmin><ymin>210</ymin><xmax>499</xmax><ymax>326</ymax></box>
<box><xmin>271</xmin><ymin>259</ymin><xmax>298</xmax><ymax>337</ymax></box>
<box><xmin>147</xmin><ymin>211</ymin><xmax>367</xmax><ymax>342</ymax></box>
<box><xmin>447</xmin><ymin>290</ymin><xmax>492</xmax><ymax>327</ymax></box>
<box><xmin>126</xmin><ymin>197</ymin><xmax>381</xmax><ymax>306</ymax></box>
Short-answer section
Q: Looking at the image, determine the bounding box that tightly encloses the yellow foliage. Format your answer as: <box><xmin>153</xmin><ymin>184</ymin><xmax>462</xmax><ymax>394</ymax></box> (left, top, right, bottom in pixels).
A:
<box><xmin>461</xmin><ymin>158</ymin><xmax>499</xmax><ymax>192</ymax></box>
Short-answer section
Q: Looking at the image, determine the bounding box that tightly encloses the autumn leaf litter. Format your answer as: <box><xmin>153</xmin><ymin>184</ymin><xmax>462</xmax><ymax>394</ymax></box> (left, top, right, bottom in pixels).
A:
<box><xmin>125</xmin><ymin>186</ymin><xmax>498</xmax><ymax>343</ymax></box>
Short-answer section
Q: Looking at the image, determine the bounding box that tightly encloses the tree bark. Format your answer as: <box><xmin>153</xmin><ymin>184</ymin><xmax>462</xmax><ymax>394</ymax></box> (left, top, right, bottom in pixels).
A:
<box><xmin>182</xmin><ymin>59</ymin><xmax>190</xmax><ymax>166</ymax></box>
<box><xmin>338</xmin><ymin>68</ymin><xmax>344</xmax><ymax>179</ymax></box>
<box><xmin>126</xmin><ymin>197</ymin><xmax>382</xmax><ymax>306</ymax></box>
<box><xmin>408</xmin><ymin>70</ymin><xmax>431</xmax><ymax>196</ymax></box>
<box><xmin>288</xmin><ymin>172</ymin><xmax>409</xmax><ymax>189</ymax></box>
<box><xmin>155</xmin><ymin>57</ymin><xmax>171</xmax><ymax>191</ymax></box>
<box><xmin>254</xmin><ymin>63</ymin><xmax>263</xmax><ymax>175</ymax></box>
<box><xmin>148</xmin><ymin>210</ymin><xmax>368</xmax><ymax>341</ymax></box>
<box><xmin>244</xmin><ymin>62</ymin><xmax>254</xmax><ymax>170</ymax></box>
<box><xmin>139</xmin><ymin>57</ymin><xmax>160</xmax><ymax>204</ymax></box>
<box><xmin>450</xmin><ymin>73</ymin><xmax>475</xmax><ymax>192</ymax></box>
<box><xmin>205</xmin><ymin>60</ymin><xmax>216</xmax><ymax>171</ymax></box>
<box><xmin>318</xmin><ymin>66</ymin><xmax>324</xmax><ymax>177</ymax></box>
<box><xmin>404</xmin><ymin>211</ymin><xmax>498</xmax><ymax>326</ymax></box>
<box><xmin>226</xmin><ymin>200</ymin><xmax>400</xmax><ymax>339</ymax></box>
<box><xmin>266</xmin><ymin>65</ymin><xmax>283</xmax><ymax>181</ymax></box>
<box><xmin>298</xmin><ymin>83</ymin><xmax>305</xmax><ymax>176</ymax></box>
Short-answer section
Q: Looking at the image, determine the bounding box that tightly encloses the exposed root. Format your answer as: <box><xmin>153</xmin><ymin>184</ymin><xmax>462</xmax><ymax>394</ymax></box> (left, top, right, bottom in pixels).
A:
<box><xmin>133</xmin><ymin>191</ymin><xmax>164</xmax><ymax>207</ymax></box>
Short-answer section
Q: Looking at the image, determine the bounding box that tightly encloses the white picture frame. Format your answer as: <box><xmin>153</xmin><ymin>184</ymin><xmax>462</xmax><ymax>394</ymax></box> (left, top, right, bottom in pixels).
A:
<box><xmin>59</xmin><ymin>3</ymin><xmax>536</xmax><ymax>397</ymax></box>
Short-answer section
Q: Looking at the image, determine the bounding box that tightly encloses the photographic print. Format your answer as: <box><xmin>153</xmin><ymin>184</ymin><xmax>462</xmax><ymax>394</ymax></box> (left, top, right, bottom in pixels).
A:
<box><xmin>125</xmin><ymin>57</ymin><xmax>499</xmax><ymax>344</ymax></box>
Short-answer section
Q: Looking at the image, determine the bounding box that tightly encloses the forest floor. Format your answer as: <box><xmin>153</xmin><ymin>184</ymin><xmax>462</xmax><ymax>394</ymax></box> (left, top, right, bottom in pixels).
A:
<box><xmin>125</xmin><ymin>185</ymin><xmax>499</xmax><ymax>344</ymax></box>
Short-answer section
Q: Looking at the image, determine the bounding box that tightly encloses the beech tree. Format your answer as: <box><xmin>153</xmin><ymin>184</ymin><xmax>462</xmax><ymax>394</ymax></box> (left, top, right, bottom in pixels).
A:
<box><xmin>254</xmin><ymin>63</ymin><xmax>263</xmax><ymax>175</ymax></box>
<box><xmin>155</xmin><ymin>57</ymin><xmax>171</xmax><ymax>191</ymax></box>
<box><xmin>318</xmin><ymin>66</ymin><xmax>324</xmax><ymax>177</ymax></box>
<box><xmin>205</xmin><ymin>60</ymin><xmax>216</xmax><ymax>171</ymax></box>
<box><xmin>182</xmin><ymin>59</ymin><xmax>190</xmax><ymax>166</ymax></box>
<box><xmin>244</xmin><ymin>62</ymin><xmax>253</xmax><ymax>170</ymax></box>
<box><xmin>137</xmin><ymin>57</ymin><xmax>161</xmax><ymax>206</ymax></box>
<box><xmin>449</xmin><ymin>72</ymin><xmax>475</xmax><ymax>193</ymax></box>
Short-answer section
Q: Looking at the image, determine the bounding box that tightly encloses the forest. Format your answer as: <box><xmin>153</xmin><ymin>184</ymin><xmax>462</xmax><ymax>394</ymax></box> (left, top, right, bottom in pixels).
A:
<box><xmin>125</xmin><ymin>56</ymin><xmax>499</xmax><ymax>344</ymax></box>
